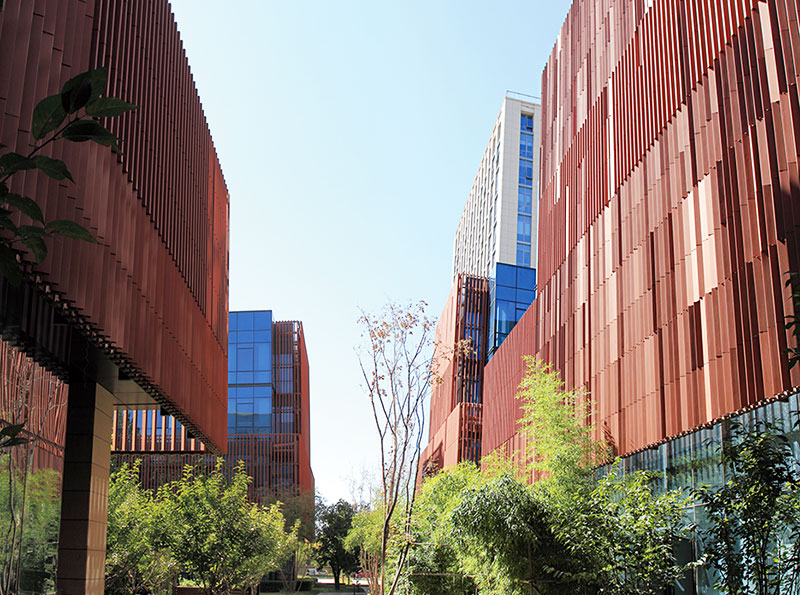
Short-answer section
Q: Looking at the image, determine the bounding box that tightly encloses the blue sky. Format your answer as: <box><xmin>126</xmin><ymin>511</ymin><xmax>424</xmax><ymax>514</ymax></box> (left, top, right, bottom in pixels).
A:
<box><xmin>169</xmin><ymin>0</ymin><xmax>572</xmax><ymax>503</ymax></box>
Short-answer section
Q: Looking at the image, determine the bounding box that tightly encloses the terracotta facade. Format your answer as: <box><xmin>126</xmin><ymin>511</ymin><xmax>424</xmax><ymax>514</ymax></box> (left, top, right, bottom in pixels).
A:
<box><xmin>422</xmin><ymin>274</ymin><xmax>489</xmax><ymax>474</ymax></box>
<box><xmin>484</xmin><ymin>0</ymin><xmax>800</xmax><ymax>461</ymax></box>
<box><xmin>0</xmin><ymin>0</ymin><xmax>229</xmax><ymax>451</ymax></box>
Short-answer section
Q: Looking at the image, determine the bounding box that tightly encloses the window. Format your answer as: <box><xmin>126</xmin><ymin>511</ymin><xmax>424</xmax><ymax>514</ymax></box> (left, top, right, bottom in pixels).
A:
<box><xmin>518</xmin><ymin>187</ymin><xmax>532</xmax><ymax>214</ymax></box>
<box><xmin>238</xmin><ymin>311</ymin><xmax>254</xmax><ymax>330</ymax></box>
<box><xmin>517</xmin><ymin>215</ymin><xmax>531</xmax><ymax>243</ymax></box>
<box><xmin>517</xmin><ymin>243</ymin><xmax>531</xmax><ymax>267</ymax></box>
<box><xmin>518</xmin><ymin>159</ymin><xmax>533</xmax><ymax>185</ymax></box>
<box><xmin>520</xmin><ymin>132</ymin><xmax>533</xmax><ymax>159</ymax></box>
<box><xmin>237</xmin><ymin>347</ymin><xmax>254</xmax><ymax>371</ymax></box>
<box><xmin>521</xmin><ymin>113</ymin><xmax>533</xmax><ymax>132</ymax></box>
<box><xmin>254</xmin><ymin>311</ymin><xmax>271</xmax><ymax>330</ymax></box>
<box><xmin>254</xmin><ymin>343</ymin><xmax>270</xmax><ymax>370</ymax></box>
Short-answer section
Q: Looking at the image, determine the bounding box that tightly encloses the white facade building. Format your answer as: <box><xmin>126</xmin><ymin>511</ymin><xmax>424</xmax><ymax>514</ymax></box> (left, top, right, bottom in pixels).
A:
<box><xmin>452</xmin><ymin>94</ymin><xmax>541</xmax><ymax>280</ymax></box>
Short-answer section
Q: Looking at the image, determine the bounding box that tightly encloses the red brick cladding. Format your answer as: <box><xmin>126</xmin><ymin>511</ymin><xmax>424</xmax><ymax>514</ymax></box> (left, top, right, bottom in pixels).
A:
<box><xmin>483</xmin><ymin>0</ymin><xmax>800</xmax><ymax>460</ymax></box>
<box><xmin>0</xmin><ymin>1</ymin><xmax>229</xmax><ymax>450</ymax></box>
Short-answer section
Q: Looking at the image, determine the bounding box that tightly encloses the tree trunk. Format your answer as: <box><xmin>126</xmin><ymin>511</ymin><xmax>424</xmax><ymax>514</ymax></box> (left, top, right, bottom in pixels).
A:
<box><xmin>333</xmin><ymin>566</ymin><xmax>341</xmax><ymax>591</ymax></box>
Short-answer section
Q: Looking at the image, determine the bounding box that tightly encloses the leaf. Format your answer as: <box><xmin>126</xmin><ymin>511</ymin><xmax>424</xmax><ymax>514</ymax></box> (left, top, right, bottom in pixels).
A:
<box><xmin>0</xmin><ymin>243</ymin><xmax>22</xmax><ymax>286</ymax></box>
<box><xmin>0</xmin><ymin>423</ymin><xmax>24</xmax><ymax>438</ymax></box>
<box><xmin>17</xmin><ymin>224</ymin><xmax>48</xmax><ymax>238</ymax></box>
<box><xmin>21</xmin><ymin>234</ymin><xmax>47</xmax><ymax>263</ymax></box>
<box><xmin>86</xmin><ymin>96</ymin><xmax>137</xmax><ymax>118</ymax></box>
<box><xmin>0</xmin><ymin>437</ymin><xmax>29</xmax><ymax>448</ymax></box>
<box><xmin>0</xmin><ymin>216</ymin><xmax>16</xmax><ymax>233</ymax></box>
<box><xmin>61</xmin><ymin>120</ymin><xmax>121</xmax><ymax>153</ymax></box>
<box><xmin>46</xmin><ymin>219</ymin><xmax>96</xmax><ymax>243</ymax></box>
<box><xmin>1</xmin><ymin>193</ymin><xmax>44</xmax><ymax>222</ymax></box>
<box><xmin>31</xmin><ymin>94</ymin><xmax>67</xmax><ymax>139</ymax></box>
<box><xmin>88</xmin><ymin>66</ymin><xmax>109</xmax><ymax>97</ymax></box>
<box><xmin>32</xmin><ymin>155</ymin><xmax>74</xmax><ymax>182</ymax></box>
<box><xmin>60</xmin><ymin>67</ymin><xmax>108</xmax><ymax>114</ymax></box>
<box><xmin>60</xmin><ymin>75</ymin><xmax>93</xmax><ymax>114</ymax></box>
<box><xmin>0</xmin><ymin>152</ymin><xmax>37</xmax><ymax>176</ymax></box>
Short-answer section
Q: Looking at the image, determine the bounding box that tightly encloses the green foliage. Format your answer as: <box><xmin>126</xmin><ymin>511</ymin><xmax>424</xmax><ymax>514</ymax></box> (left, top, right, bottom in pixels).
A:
<box><xmin>274</xmin><ymin>521</ymin><xmax>316</xmax><ymax>593</ymax></box>
<box><xmin>316</xmin><ymin>499</ymin><xmax>360</xmax><ymax>591</ymax></box>
<box><xmin>0</xmin><ymin>66</ymin><xmax>136</xmax><ymax>285</ymax></box>
<box><xmin>450</xmin><ymin>473</ymin><xmax>565</xmax><ymax>595</ymax></box>
<box><xmin>161</xmin><ymin>460</ymin><xmax>287</xmax><ymax>594</ymax></box>
<box><xmin>516</xmin><ymin>356</ymin><xmax>608</xmax><ymax>494</ymax></box>
<box><xmin>407</xmin><ymin>357</ymin><xmax>693</xmax><ymax>595</ymax></box>
<box><xmin>345</xmin><ymin>506</ymin><xmax>386</xmax><ymax>595</ymax></box>
<box><xmin>0</xmin><ymin>460</ymin><xmax>61</xmax><ymax>595</ymax></box>
<box><xmin>515</xmin><ymin>357</ymin><xmax>693</xmax><ymax>594</ymax></box>
<box><xmin>553</xmin><ymin>468</ymin><xmax>695</xmax><ymax>594</ymax></box>
<box><xmin>106</xmin><ymin>462</ymin><xmax>177</xmax><ymax>594</ymax></box>
<box><xmin>401</xmin><ymin>462</ymin><xmax>482</xmax><ymax>595</ymax></box>
<box><xmin>0</xmin><ymin>423</ymin><xmax>28</xmax><ymax>450</ymax></box>
<box><xmin>784</xmin><ymin>273</ymin><xmax>800</xmax><ymax>369</ymax></box>
<box><xmin>695</xmin><ymin>422</ymin><xmax>800</xmax><ymax>594</ymax></box>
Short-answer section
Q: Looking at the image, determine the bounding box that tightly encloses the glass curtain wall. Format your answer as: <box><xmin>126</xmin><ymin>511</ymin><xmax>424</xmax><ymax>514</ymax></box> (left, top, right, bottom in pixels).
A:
<box><xmin>599</xmin><ymin>393</ymin><xmax>800</xmax><ymax>593</ymax></box>
<box><xmin>0</xmin><ymin>340</ymin><xmax>68</xmax><ymax>595</ymax></box>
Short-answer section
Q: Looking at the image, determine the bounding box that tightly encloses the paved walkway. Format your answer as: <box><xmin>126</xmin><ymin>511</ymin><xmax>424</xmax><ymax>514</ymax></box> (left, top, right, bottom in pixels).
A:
<box><xmin>317</xmin><ymin>586</ymin><xmax>367</xmax><ymax>594</ymax></box>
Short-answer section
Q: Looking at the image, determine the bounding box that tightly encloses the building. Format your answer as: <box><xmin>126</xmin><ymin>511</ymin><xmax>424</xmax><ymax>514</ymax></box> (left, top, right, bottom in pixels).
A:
<box><xmin>114</xmin><ymin>311</ymin><xmax>314</xmax><ymax>508</ymax></box>
<box><xmin>481</xmin><ymin>0</ymin><xmax>800</xmax><ymax>589</ymax></box>
<box><xmin>422</xmin><ymin>94</ymin><xmax>541</xmax><ymax>474</ymax></box>
<box><xmin>452</xmin><ymin>93</ymin><xmax>541</xmax><ymax>357</ymax></box>
<box><xmin>0</xmin><ymin>1</ymin><xmax>229</xmax><ymax>593</ymax></box>
<box><xmin>421</xmin><ymin>274</ymin><xmax>489</xmax><ymax>475</ymax></box>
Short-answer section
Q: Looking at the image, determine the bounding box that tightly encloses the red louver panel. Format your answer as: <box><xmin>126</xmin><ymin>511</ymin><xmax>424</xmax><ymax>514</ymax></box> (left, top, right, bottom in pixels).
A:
<box><xmin>115</xmin><ymin>320</ymin><xmax>314</xmax><ymax>501</ymax></box>
<box><xmin>422</xmin><ymin>275</ymin><xmax>488</xmax><ymax>474</ymax></box>
<box><xmin>0</xmin><ymin>1</ymin><xmax>229</xmax><ymax>451</ymax></box>
<box><xmin>484</xmin><ymin>0</ymin><xmax>800</xmax><ymax>462</ymax></box>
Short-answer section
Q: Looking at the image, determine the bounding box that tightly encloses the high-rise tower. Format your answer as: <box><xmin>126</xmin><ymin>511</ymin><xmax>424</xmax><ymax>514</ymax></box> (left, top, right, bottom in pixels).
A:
<box><xmin>452</xmin><ymin>93</ymin><xmax>541</xmax><ymax>357</ymax></box>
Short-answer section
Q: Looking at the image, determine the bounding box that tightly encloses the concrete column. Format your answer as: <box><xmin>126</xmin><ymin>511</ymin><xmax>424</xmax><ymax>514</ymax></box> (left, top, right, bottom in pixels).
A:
<box><xmin>56</xmin><ymin>382</ymin><xmax>114</xmax><ymax>595</ymax></box>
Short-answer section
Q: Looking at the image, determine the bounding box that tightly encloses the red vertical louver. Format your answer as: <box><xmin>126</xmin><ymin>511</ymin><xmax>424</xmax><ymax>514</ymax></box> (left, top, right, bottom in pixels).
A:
<box><xmin>0</xmin><ymin>0</ymin><xmax>229</xmax><ymax>451</ymax></box>
<box><xmin>484</xmin><ymin>0</ymin><xmax>800</xmax><ymax>462</ymax></box>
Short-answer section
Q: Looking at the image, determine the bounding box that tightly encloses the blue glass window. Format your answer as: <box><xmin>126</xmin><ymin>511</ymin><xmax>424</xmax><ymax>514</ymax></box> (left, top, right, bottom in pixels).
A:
<box><xmin>228</xmin><ymin>347</ymin><xmax>237</xmax><ymax>372</ymax></box>
<box><xmin>238</xmin><ymin>312</ymin><xmax>254</xmax><ymax>330</ymax></box>
<box><xmin>237</xmin><ymin>371</ymin><xmax>254</xmax><ymax>384</ymax></box>
<box><xmin>518</xmin><ymin>187</ymin><xmax>532</xmax><ymax>214</ymax></box>
<box><xmin>254</xmin><ymin>311</ymin><xmax>271</xmax><ymax>330</ymax></box>
<box><xmin>518</xmin><ymin>159</ymin><xmax>533</xmax><ymax>185</ymax></box>
<box><xmin>496</xmin><ymin>300</ymin><xmax>516</xmax><ymax>334</ymax></box>
<box><xmin>255</xmin><ymin>343</ymin><xmax>270</xmax><ymax>371</ymax></box>
<box><xmin>520</xmin><ymin>132</ymin><xmax>533</xmax><ymax>159</ymax></box>
<box><xmin>254</xmin><ymin>330</ymin><xmax>270</xmax><ymax>342</ymax></box>
<box><xmin>238</xmin><ymin>330</ymin><xmax>254</xmax><ymax>343</ymax></box>
<box><xmin>517</xmin><ymin>215</ymin><xmax>531</xmax><ymax>243</ymax></box>
<box><xmin>521</xmin><ymin>113</ymin><xmax>533</xmax><ymax>131</ymax></box>
<box><xmin>229</xmin><ymin>313</ymin><xmax>238</xmax><ymax>331</ymax></box>
<box><xmin>497</xmin><ymin>285</ymin><xmax>516</xmax><ymax>301</ymax></box>
<box><xmin>517</xmin><ymin>267</ymin><xmax>535</xmax><ymax>289</ymax></box>
<box><xmin>254</xmin><ymin>371</ymin><xmax>270</xmax><ymax>384</ymax></box>
<box><xmin>254</xmin><ymin>414</ymin><xmax>272</xmax><ymax>433</ymax></box>
<box><xmin>237</xmin><ymin>347</ymin><xmax>254</xmax><ymax>371</ymax></box>
<box><xmin>496</xmin><ymin>263</ymin><xmax>516</xmax><ymax>287</ymax></box>
<box><xmin>516</xmin><ymin>288</ymin><xmax>535</xmax><ymax>304</ymax></box>
<box><xmin>517</xmin><ymin>243</ymin><xmax>531</xmax><ymax>267</ymax></box>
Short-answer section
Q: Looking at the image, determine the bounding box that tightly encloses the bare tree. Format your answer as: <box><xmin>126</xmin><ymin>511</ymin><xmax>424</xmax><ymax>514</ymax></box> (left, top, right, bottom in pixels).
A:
<box><xmin>356</xmin><ymin>301</ymin><xmax>444</xmax><ymax>595</ymax></box>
